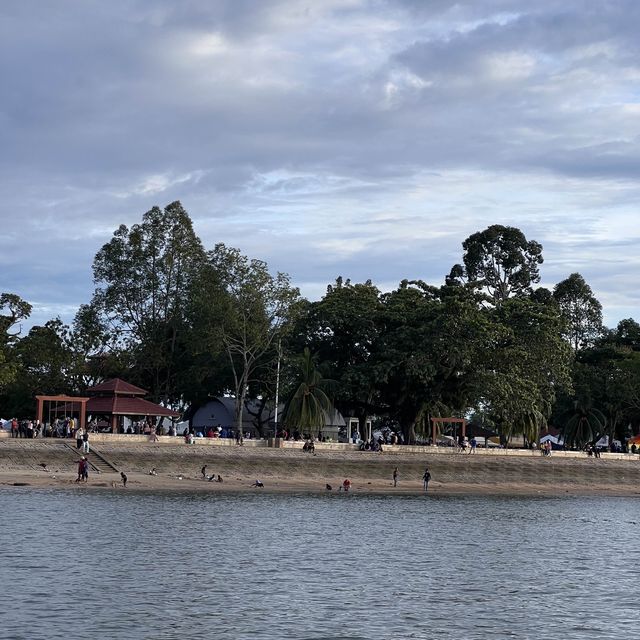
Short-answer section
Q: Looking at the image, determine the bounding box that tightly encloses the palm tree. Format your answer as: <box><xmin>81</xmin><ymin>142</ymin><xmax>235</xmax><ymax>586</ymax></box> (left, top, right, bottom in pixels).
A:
<box><xmin>515</xmin><ymin>406</ymin><xmax>548</xmax><ymax>448</ymax></box>
<box><xmin>563</xmin><ymin>402</ymin><xmax>606</xmax><ymax>449</ymax></box>
<box><xmin>282</xmin><ymin>348</ymin><xmax>336</xmax><ymax>437</ymax></box>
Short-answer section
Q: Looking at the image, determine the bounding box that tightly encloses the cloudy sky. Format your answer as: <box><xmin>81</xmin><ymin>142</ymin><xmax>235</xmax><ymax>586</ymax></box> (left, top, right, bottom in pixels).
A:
<box><xmin>1</xmin><ymin>0</ymin><xmax>639</xmax><ymax>328</ymax></box>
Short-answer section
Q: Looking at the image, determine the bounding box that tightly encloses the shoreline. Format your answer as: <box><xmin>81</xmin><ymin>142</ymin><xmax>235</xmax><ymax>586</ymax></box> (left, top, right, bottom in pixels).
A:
<box><xmin>2</xmin><ymin>470</ymin><xmax>640</xmax><ymax>498</ymax></box>
<box><xmin>2</xmin><ymin>439</ymin><xmax>640</xmax><ymax>497</ymax></box>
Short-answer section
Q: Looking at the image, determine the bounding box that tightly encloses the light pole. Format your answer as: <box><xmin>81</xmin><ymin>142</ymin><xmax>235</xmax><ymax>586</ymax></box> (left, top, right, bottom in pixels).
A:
<box><xmin>273</xmin><ymin>339</ymin><xmax>281</xmax><ymax>439</ymax></box>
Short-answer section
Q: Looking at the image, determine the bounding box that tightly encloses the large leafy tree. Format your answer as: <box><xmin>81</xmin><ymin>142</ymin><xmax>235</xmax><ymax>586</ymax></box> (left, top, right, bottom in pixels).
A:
<box><xmin>447</xmin><ymin>225</ymin><xmax>543</xmax><ymax>304</ymax></box>
<box><xmin>554</xmin><ymin>319</ymin><xmax>640</xmax><ymax>446</ymax></box>
<box><xmin>294</xmin><ymin>278</ymin><xmax>383</xmax><ymax>432</ymax></box>
<box><xmin>208</xmin><ymin>243</ymin><xmax>300</xmax><ymax>433</ymax></box>
<box><xmin>0</xmin><ymin>293</ymin><xmax>32</xmax><ymax>391</ymax></box>
<box><xmin>553</xmin><ymin>273</ymin><xmax>603</xmax><ymax>352</ymax></box>
<box><xmin>0</xmin><ymin>318</ymin><xmax>75</xmax><ymax>417</ymax></box>
<box><xmin>91</xmin><ymin>201</ymin><xmax>205</xmax><ymax>404</ymax></box>
<box><xmin>483</xmin><ymin>295</ymin><xmax>572</xmax><ymax>446</ymax></box>
<box><xmin>376</xmin><ymin>281</ymin><xmax>491</xmax><ymax>444</ymax></box>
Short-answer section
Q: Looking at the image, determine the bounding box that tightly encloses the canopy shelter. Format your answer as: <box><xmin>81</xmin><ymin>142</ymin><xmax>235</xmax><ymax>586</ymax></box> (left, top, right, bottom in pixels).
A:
<box><xmin>430</xmin><ymin>417</ymin><xmax>466</xmax><ymax>445</ymax></box>
<box><xmin>36</xmin><ymin>395</ymin><xmax>90</xmax><ymax>429</ymax></box>
<box><xmin>84</xmin><ymin>378</ymin><xmax>180</xmax><ymax>433</ymax></box>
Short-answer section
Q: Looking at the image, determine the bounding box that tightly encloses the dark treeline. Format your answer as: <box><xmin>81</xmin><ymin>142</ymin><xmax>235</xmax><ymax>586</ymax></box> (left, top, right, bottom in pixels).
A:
<box><xmin>2</xmin><ymin>202</ymin><xmax>640</xmax><ymax>447</ymax></box>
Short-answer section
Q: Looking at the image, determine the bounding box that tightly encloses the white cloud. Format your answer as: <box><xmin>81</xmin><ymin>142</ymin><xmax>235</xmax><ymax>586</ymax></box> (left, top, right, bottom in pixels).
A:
<box><xmin>1</xmin><ymin>0</ymin><xmax>640</xmax><ymax>329</ymax></box>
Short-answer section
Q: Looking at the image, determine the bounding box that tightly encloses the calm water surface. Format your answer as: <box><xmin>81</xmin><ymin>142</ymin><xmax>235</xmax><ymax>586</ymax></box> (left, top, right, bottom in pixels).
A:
<box><xmin>1</xmin><ymin>490</ymin><xmax>638</xmax><ymax>640</ymax></box>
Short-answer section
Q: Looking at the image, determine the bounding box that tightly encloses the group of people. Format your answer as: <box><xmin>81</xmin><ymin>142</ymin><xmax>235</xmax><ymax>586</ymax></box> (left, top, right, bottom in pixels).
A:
<box><xmin>201</xmin><ymin>465</ymin><xmax>224</xmax><ymax>482</ymax></box>
<box><xmin>75</xmin><ymin>427</ymin><xmax>90</xmax><ymax>452</ymax></box>
<box><xmin>359</xmin><ymin>437</ymin><xmax>385</xmax><ymax>452</ymax></box>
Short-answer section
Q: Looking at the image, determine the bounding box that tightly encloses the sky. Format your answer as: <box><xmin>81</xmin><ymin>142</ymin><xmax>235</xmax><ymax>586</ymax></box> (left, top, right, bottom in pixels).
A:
<box><xmin>1</xmin><ymin>0</ymin><xmax>639</xmax><ymax>329</ymax></box>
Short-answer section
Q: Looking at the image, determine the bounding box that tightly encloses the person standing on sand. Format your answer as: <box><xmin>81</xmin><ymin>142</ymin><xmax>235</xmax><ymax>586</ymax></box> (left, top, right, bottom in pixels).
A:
<box><xmin>120</xmin><ymin>472</ymin><xmax>128</xmax><ymax>487</ymax></box>
<box><xmin>393</xmin><ymin>467</ymin><xmax>399</xmax><ymax>487</ymax></box>
<box><xmin>201</xmin><ymin>465</ymin><xmax>207</xmax><ymax>479</ymax></box>
<box><xmin>77</xmin><ymin>457</ymin><xmax>89</xmax><ymax>482</ymax></box>
<box><xmin>422</xmin><ymin>468</ymin><xmax>431</xmax><ymax>492</ymax></box>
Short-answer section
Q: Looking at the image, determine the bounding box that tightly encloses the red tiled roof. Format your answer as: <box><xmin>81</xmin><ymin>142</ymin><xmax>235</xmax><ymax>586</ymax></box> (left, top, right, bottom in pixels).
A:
<box><xmin>87</xmin><ymin>396</ymin><xmax>179</xmax><ymax>417</ymax></box>
<box><xmin>86</xmin><ymin>378</ymin><xmax>148</xmax><ymax>396</ymax></box>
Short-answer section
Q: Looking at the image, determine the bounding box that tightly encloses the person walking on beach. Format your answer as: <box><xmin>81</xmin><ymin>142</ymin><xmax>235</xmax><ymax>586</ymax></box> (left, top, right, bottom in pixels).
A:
<box><xmin>422</xmin><ymin>468</ymin><xmax>431</xmax><ymax>492</ymax></box>
<box><xmin>201</xmin><ymin>465</ymin><xmax>207</xmax><ymax>479</ymax></box>
<box><xmin>393</xmin><ymin>467</ymin><xmax>399</xmax><ymax>487</ymax></box>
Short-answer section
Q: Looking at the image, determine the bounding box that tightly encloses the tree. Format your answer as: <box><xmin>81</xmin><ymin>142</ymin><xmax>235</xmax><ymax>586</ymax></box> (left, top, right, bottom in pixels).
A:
<box><xmin>553</xmin><ymin>273</ymin><xmax>603</xmax><ymax>352</ymax></box>
<box><xmin>91</xmin><ymin>201</ymin><xmax>206</xmax><ymax>404</ymax></box>
<box><xmin>0</xmin><ymin>293</ymin><xmax>32</xmax><ymax>389</ymax></box>
<box><xmin>483</xmin><ymin>296</ymin><xmax>572</xmax><ymax>446</ymax></box>
<box><xmin>209</xmin><ymin>243</ymin><xmax>300</xmax><ymax>434</ymax></box>
<box><xmin>293</xmin><ymin>278</ymin><xmax>383</xmax><ymax>433</ymax></box>
<box><xmin>447</xmin><ymin>225</ymin><xmax>543</xmax><ymax>304</ymax></box>
<box><xmin>563</xmin><ymin>402</ymin><xmax>606</xmax><ymax>449</ymax></box>
<box><xmin>282</xmin><ymin>348</ymin><xmax>335</xmax><ymax>437</ymax></box>
<box><xmin>376</xmin><ymin>281</ymin><xmax>492</xmax><ymax>444</ymax></box>
<box><xmin>0</xmin><ymin>318</ymin><xmax>75</xmax><ymax>417</ymax></box>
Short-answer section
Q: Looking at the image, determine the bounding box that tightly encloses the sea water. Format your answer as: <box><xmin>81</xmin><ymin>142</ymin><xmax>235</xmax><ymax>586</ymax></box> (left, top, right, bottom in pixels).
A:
<box><xmin>1</xmin><ymin>490</ymin><xmax>638</xmax><ymax>639</ymax></box>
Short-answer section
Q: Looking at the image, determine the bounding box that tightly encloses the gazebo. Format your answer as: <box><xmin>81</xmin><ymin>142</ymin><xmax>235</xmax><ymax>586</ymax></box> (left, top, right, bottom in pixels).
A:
<box><xmin>85</xmin><ymin>378</ymin><xmax>180</xmax><ymax>433</ymax></box>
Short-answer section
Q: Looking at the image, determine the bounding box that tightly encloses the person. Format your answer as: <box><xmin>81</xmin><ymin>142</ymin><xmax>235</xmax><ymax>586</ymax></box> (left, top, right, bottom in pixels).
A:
<box><xmin>393</xmin><ymin>467</ymin><xmax>399</xmax><ymax>487</ymax></box>
<box><xmin>342</xmin><ymin>478</ymin><xmax>351</xmax><ymax>492</ymax></box>
<box><xmin>76</xmin><ymin>457</ymin><xmax>84</xmax><ymax>482</ymax></box>
<box><xmin>76</xmin><ymin>427</ymin><xmax>84</xmax><ymax>450</ymax></box>
<box><xmin>252</xmin><ymin>479</ymin><xmax>264</xmax><ymax>488</ymax></box>
<box><xmin>470</xmin><ymin>437</ymin><xmax>477</xmax><ymax>453</ymax></box>
<box><xmin>149</xmin><ymin>467</ymin><xmax>157</xmax><ymax>476</ymax></box>
<box><xmin>76</xmin><ymin>457</ymin><xmax>89</xmax><ymax>482</ymax></box>
<box><xmin>422</xmin><ymin>467</ymin><xmax>431</xmax><ymax>492</ymax></box>
<box><xmin>201</xmin><ymin>465</ymin><xmax>207</xmax><ymax>479</ymax></box>
<box><xmin>120</xmin><ymin>471</ymin><xmax>128</xmax><ymax>487</ymax></box>
<box><xmin>82</xmin><ymin>430</ymin><xmax>90</xmax><ymax>453</ymax></box>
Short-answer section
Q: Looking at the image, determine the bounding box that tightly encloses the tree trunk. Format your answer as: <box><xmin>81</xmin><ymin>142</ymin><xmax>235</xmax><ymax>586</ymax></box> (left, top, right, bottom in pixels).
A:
<box><xmin>402</xmin><ymin>420</ymin><xmax>417</xmax><ymax>445</ymax></box>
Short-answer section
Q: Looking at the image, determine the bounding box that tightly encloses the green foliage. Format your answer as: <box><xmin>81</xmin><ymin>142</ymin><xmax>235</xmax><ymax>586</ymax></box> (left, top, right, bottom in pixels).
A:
<box><xmin>482</xmin><ymin>296</ymin><xmax>572</xmax><ymax>444</ymax></box>
<box><xmin>208</xmin><ymin>243</ymin><xmax>301</xmax><ymax>431</ymax></box>
<box><xmin>564</xmin><ymin>404</ymin><xmax>606</xmax><ymax>449</ymax></box>
<box><xmin>448</xmin><ymin>225</ymin><xmax>543</xmax><ymax>304</ymax></box>
<box><xmin>553</xmin><ymin>273</ymin><xmax>603</xmax><ymax>352</ymax></box>
<box><xmin>292</xmin><ymin>277</ymin><xmax>383</xmax><ymax>426</ymax></box>
<box><xmin>91</xmin><ymin>201</ymin><xmax>206</xmax><ymax>403</ymax></box>
<box><xmin>0</xmin><ymin>293</ymin><xmax>32</xmax><ymax>390</ymax></box>
<box><xmin>283</xmin><ymin>348</ymin><xmax>336</xmax><ymax>435</ymax></box>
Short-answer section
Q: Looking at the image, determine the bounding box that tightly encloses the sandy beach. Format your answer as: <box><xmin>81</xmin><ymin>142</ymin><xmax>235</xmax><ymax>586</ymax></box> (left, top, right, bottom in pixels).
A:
<box><xmin>2</xmin><ymin>439</ymin><xmax>640</xmax><ymax>497</ymax></box>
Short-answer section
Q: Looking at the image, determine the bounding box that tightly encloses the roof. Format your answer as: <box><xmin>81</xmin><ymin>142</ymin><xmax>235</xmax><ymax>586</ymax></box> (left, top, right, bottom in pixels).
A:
<box><xmin>87</xmin><ymin>396</ymin><xmax>179</xmax><ymax>417</ymax></box>
<box><xmin>86</xmin><ymin>378</ymin><xmax>148</xmax><ymax>396</ymax></box>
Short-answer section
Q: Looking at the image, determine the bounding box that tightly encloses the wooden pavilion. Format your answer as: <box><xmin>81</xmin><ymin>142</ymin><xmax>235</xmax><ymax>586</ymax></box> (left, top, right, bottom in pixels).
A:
<box><xmin>84</xmin><ymin>378</ymin><xmax>180</xmax><ymax>432</ymax></box>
